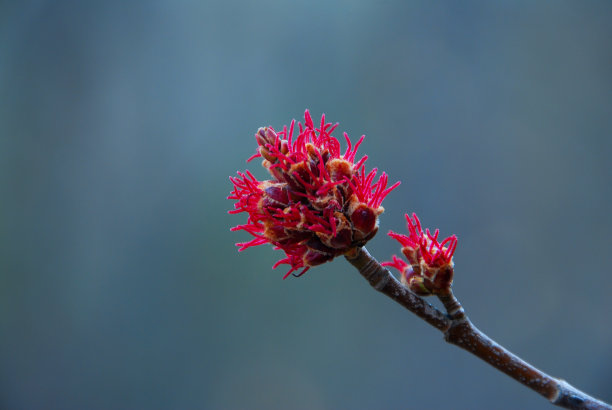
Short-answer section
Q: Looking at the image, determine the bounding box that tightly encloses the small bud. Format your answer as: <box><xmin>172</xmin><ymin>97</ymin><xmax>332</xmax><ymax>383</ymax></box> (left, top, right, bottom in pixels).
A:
<box><xmin>384</xmin><ymin>213</ymin><xmax>457</xmax><ymax>295</ymax></box>
<box><xmin>256</xmin><ymin>127</ymin><xmax>281</xmax><ymax>163</ymax></box>
<box><xmin>255</xmin><ymin>127</ymin><xmax>269</xmax><ymax>147</ymax></box>
<box><xmin>348</xmin><ymin>201</ymin><xmax>379</xmax><ymax>237</ymax></box>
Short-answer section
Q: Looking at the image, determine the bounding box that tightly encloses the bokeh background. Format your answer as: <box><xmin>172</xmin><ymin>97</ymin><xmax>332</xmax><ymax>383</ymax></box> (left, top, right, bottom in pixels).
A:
<box><xmin>1</xmin><ymin>1</ymin><xmax>611</xmax><ymax>409</ymax></box>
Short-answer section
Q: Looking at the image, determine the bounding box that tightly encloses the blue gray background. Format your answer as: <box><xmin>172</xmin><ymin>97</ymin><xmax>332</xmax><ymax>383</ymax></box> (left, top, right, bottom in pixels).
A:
<box><xmin>1</xmin><ymin>1</ymin><xmax>611</xmax><ymax>409</ymax></box>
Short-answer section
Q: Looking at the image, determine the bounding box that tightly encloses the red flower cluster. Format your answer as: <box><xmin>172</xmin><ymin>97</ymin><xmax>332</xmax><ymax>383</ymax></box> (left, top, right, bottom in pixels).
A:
<box><xmin>382</xmin><ymin>213</ymin><xmax>457</xmax><ymax>295</ymax></box>
<box><xmin>229</xmin><ymin>110</ymin><xmax>400</xmax><ymax>278</ymax></box>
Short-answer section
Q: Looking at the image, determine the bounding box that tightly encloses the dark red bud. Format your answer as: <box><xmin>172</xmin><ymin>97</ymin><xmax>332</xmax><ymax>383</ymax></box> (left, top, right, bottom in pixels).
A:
<box><xmin>350</xmin><ymin>203</ymin><xmax>377</xmax><ymax>234</ymax></box>
<box><xmin>329</xmin><ymin>228</ymin><xmax>352</xmax><ymax>249</ymax></box>
<box><xmin>263</xmin><ymin>183</ymin><xmax>289</xmax><ymax>207</ymax></box>
<box><xmin>303</xmin><ymin>248</ymin><xmax>334</xmax><ymax>266</ymax></box>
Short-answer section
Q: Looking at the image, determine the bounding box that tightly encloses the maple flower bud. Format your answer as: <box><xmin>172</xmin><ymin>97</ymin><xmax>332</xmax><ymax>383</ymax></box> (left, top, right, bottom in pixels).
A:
<box><xmin>383</xmin><ymin>213</ymin><xmax>457</xmax><ymax>295</ymax></box>
<box><xmin>229</xmin><ymin>110</ymin><xmax>400</xmax><ymax>279</ymax></box>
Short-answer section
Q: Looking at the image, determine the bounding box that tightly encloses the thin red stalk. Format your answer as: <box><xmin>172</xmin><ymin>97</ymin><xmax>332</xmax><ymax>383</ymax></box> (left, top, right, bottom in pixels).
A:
<box><xmin>345</xmin><ymin>247</ymin><xmax>611</xmax><ymax>410</ymax></box>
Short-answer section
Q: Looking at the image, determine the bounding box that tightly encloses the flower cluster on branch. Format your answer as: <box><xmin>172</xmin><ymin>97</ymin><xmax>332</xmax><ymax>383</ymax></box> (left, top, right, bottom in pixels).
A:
<box><xmin>383</xmin><ymin>213</ymin><xmax>457</xmax><ymax>295</ymax></box>
<box><xmin>228</xmin><ymin>110</ymin><xmax>400</xmax><ymax>278</ymax></box>
<box><xmin>227</xmin><ymin>111</ymin><xmax>611</xmax><ymax>410</ymax></box>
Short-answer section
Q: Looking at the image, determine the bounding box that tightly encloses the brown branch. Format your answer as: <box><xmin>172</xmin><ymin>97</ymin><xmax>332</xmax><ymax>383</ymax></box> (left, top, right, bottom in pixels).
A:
<box><xmin>345</xmin><ymin>246</ymin><xmax>611</xmax><ymax>410</ymax></box>
<box><xmin>343</xmin><ymin>247</ymin><xmax>450</xmax><ymax>331</ymax></box>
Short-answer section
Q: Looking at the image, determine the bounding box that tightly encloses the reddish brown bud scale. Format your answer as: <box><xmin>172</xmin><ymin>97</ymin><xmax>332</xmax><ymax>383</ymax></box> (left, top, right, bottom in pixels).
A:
<box><xmin>305</xmin><ymin>143</ymin><xmax>318</xmax><ymax>161</ymax></box>
<box><xmin>260</xmin><ymin>149</ymin><xmax>276</xmax><ymax>163</ymax></box>
<box><xmin>303</xmin><ymin>248</ymin><xmax>333</xmax><ymax>267</ymax></box>
<box><xmin>266</xmin><ymin>165</ymin><xmax>287</xmax><ymax>186</ymax></box>
<box><xmin>263</xmin><ymin>222</ymin><xmax>290</xmax><ymax>242</ymax></box>
<box><xmin>401</xmin><ymin>246</ymin><xmax>420</xmax><ymax>267</ymax></box>
<box><xmin>317</xmin><ymin>212</ymin><xmax>353</xmax><ymax>250</ymax></box>
<box><xmin>277</xmin><ymin>230</ymin><xmax>312</xmax><ymax>246</ymax></box>
<box><xmin>407</xmin><ymin>275</ymin><xmax>432</xmax><ymax>296</ymax></box>
<box><xmin>430</xmin><ymin>264</ymin><xmax>454</xmax><ymax>292</ymax></box>
<box><xmin>305</xmin><ymin>236</ymin><xmax>338</xmax><ymax>255</ymax></box>
<box><xmin>288</xmin><ymin>162</ymin><xmax>314</xmax><ymax>191</ymax></box>
<box><xmin>326</xmin><ymin>158</ymin><xmax>353</xmax><ymax>182</ymax></box>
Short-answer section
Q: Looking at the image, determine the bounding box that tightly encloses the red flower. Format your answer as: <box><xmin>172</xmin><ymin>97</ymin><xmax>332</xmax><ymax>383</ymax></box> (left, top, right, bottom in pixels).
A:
<box><xmin>383</xmin><ymin>213</ymin><xmax>457</xmax><ymax>295</ymax></box>
<box><xmin>229</xmin><ymin>110</ymin><xmax>400</xmax><ymax>279</ymax></box>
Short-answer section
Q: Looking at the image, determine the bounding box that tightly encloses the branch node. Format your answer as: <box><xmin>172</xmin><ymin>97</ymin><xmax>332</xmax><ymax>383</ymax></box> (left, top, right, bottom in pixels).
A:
<box><xmin>438</xmin><ymin>291</ymin><xmax>466</xmax><ymax>321</ymax></box>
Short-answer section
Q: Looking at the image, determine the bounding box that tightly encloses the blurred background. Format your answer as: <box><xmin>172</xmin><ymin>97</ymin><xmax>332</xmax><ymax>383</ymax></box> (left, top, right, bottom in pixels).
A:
<box><xmin>1</xmin><ymin>1</ymin><xmax>611</xmax><ymax>409</ymax></box>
